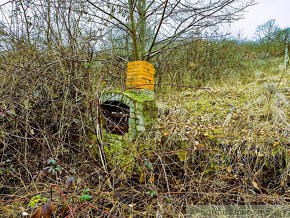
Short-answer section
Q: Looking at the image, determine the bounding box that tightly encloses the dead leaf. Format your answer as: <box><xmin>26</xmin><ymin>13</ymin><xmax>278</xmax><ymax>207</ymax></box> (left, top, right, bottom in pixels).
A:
<box><xmin>31</xmin><ymin>206</ymin><xmax>42</xmax><ymax>218</ymax></box>
<box><xmin>66</xmin><ymin>176</ymin><xmax>76</xmax><ymax>190</ymax></box>
<box><xmin>150</xmin><ymin>175</ymin><xmax>154</xmax><ymax>183</ymax></box>
<box><xmin>251</xmin><ymin>181</ymin><xmax>259</xmax><ymax>190</ymax></box>
<box><xmin>60</xmin><ymin>205</ymin><xmax>69</xmax><ymax>215</ymax></box>
<box><xmin>41</xmin><ymin>202</ymin><xmax>59</xmax><ymax>218</ymax></box>
<box><xmin>223</xmin><ymin>113</ymin><xmax>232</xmax><ymax>126</ymax></box>
<box><xmin>163</xmin><ymin>132</ymin><xmax>169</xmax><ymax>136</ymax></box>
<box><xmin>272</xmin><ymin>141</ymin><xmax>279</xmax><ymax>148</ymax></box>
<box><xmin>139</xmin><ymin>172</ymin><xmax>145</xmax><ymax>183</ymax></box>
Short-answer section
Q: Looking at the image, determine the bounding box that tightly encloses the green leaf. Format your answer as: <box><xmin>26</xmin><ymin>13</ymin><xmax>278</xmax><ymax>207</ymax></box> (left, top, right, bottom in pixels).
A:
<box><xmin>177</xmin><ymin>151</ymin><xmax>189</xmax><ymax>161</ymax></box>
<box><xmin>145</xmin><ymin>162</ymin><xmax>153</xmax><ymax>170</ymax></box>
<box><xmin>84</xmin><ymin>195</ymin><xmax>92</xmax><ymax>201</ymax></box>
<box><xmin>83</xmin><ymin>188</ymin><xmax>90</xmax><ymax>194</ymax></box>
<box><xmin>7</xmin><ymin>110</ymin><xmax>16</xmax><ymax>115</ymax></box>
<box><xmin>80</xmin><ymin>194</ymin><xmax>92</xmax><ymax>202</ymax></box>
<box><xmin>30</xmin><ymin>200</ymin><xmax>37</xmax><ymax>208</ymax></box>
<box><xmin>224</xmin><ymin>156</ymin><xmax>230</xmax><ymax>162</ymax></box>
<box><xmin>55</xmin><ymin>165</ymin><xmax>62</xmax><ymax>172</ymax></box>
<box><xmin>48</xmin><ymin>159</ymin><xmax>56</xmax><ymax>165</ymax></box>
<box><xmin>150</xmin><ymin>191</ymin><xmax>156</xmax><ymax>198</ymax></box>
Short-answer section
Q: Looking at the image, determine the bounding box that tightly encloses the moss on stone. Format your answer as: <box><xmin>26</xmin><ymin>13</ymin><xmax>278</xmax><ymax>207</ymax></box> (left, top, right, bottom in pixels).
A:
<box><xmin>100</xmin><ymin>89</ymin><xmax>157</xmax><ymax>141</ymax></box>
<box><xmin>98</xmin><ymin>89</ymin><xmax>158</xmax><ymax>173</ymax></box>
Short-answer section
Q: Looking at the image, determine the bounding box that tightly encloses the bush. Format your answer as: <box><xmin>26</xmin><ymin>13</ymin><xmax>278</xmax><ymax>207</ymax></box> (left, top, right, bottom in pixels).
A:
<box><xmin>155</xmin><ymin>39</ymin><xmax>255</xmax><ymax>87</ymax></box>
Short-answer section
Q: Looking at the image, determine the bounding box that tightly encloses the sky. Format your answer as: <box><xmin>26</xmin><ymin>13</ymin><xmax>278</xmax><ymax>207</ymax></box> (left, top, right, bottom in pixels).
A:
<box><xmin>0</xmin><ymin>0</ymin><xmax>289</xmax><ymax>40</ymax></box>
<box><xmin>223</xmin><ymin>0</ymin><xmax>290</xmax><ymax>40</ymax></box>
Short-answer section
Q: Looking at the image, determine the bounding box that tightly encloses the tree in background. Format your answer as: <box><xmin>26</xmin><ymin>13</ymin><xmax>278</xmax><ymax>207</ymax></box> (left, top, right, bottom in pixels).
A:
<box><xmin>0</xmin><ymin>0</ymin><xmax>255</xmax><ymax>61</ymax></box>
<box><xmin>255</xmin><ymin>19</ymin><xmax>279</xmax><ymax>43</ymax></box>
<box><xmin>275</xmin><ymin>27</ymin><xmax>289</xmax><ymax>46</ymax></box>
<box><xmin>86</xmin><ymin>0</ymin><xmax>255</xmax><ymax>61</ymax></box>
<box><xmin>255</xmin><ymin>19</ymin><xmax>289</xmax><ymax>56</ymax></box>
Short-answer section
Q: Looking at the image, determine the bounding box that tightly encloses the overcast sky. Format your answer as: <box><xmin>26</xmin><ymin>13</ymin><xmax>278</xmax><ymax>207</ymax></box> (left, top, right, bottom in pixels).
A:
<box><xmin>0</xmin><ymin>0</ymin><xmax>289</xmax><ymax>40</ymax></box>
<box><xmin>223</xmin><ymin>0</ymin><xmax>290</xmax><ymax>39</ymax></box>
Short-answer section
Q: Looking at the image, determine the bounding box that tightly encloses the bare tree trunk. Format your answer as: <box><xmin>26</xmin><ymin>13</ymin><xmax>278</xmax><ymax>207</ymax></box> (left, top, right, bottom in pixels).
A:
<box><xmin>46</xmin><ymin>0</ymin><xmax>52</xmax><ymax>50</ymax></box>
<box><xmin>138</xmin><ymin>0</ymin><xmax>146</xmax><ymax>60</ymax></box>
<box><xmin>129</xmin><ymin>0</ymin><xmax>140</xmax><ymax>61</ymax></box>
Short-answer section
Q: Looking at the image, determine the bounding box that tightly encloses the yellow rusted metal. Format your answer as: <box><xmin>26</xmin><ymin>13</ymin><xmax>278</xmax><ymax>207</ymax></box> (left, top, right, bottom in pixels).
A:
<box><xmin>126</xmin><ymin>61</ymin><xmax>155</xmax><ymax>90</ymax></box>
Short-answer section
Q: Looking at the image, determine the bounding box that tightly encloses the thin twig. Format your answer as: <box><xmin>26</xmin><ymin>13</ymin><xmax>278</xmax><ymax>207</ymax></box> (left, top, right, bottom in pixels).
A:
<box><xmin>50</xmin><ymin>185</ymin><xmax>73</xmax><ymax>217</ymax></box>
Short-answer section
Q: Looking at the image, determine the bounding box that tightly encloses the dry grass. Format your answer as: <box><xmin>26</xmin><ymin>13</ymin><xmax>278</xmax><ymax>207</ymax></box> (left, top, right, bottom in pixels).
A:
<box><xmin>0</xmin><ymin>49</ymin><xmax>289</xmax><ymax>217</ymax></box>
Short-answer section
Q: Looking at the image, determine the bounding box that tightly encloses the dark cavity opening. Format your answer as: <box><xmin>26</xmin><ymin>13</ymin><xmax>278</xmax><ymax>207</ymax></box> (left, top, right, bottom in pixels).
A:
<box><xmin>101</xmin><ymin>100</ymin><xmax>130</xmax><ymax>135</ymax></box>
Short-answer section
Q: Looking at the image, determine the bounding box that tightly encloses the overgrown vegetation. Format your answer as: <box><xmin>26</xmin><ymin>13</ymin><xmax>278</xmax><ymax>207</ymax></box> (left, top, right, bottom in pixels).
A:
<box><xmin>0</xmin><ymin>0</ymin><xmax>289</xmax><ymax>217</ymax></box>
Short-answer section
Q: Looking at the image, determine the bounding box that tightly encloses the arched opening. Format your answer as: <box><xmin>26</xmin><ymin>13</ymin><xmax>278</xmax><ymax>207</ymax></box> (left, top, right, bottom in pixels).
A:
<box><xmin>101</xmin><ymin>100</ymin><xmax>130</xmax><ymax>135</ymax></box>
